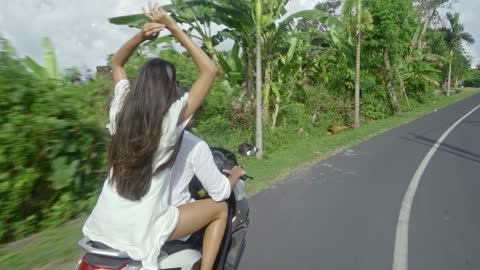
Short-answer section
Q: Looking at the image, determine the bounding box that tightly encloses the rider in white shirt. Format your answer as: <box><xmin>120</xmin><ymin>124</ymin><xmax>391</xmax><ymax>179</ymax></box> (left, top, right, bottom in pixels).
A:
<box><xmin>170</xmin><ymin>89</ymin><xmax>245</xmax><ymax>207</ymax></box>
<box><xmin>170</xmin><ymin>130</ymin><xmax>231</xmax><ymax>206</ymax></box>
<box><xmin>169</xmin><ymin>98</ymin><xmax>245</xmax><ymax>268</ymax></box>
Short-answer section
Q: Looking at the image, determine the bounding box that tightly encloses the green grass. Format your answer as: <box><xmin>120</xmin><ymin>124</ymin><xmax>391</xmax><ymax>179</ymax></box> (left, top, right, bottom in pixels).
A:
<box><xmin>0</xmin><ymin>219</ymin><xmax>84</xmax><ymax>270</ymax></box>
<box><xmin>0</xmin><ymin>89</ymin><xmax>477</xmax><ymax>270</ymax></box>
<box><xmin>242</xmin><ymin>89</ymin><xmax>478</xmax><ymax>194</ymax></box>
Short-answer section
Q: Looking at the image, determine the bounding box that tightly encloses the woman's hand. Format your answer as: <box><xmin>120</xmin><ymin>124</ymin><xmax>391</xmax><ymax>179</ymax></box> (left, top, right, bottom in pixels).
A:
<box><xmin>224</xmin><ymin>166</ymin><xmax>246</xmax><ymax>189</ymax></box>
<box><xmin>140</xmin><ymin>22</ymin><xmax>165</xmax><ymax>40</ymax></box>
<box><xmin>143</xmin><ymin>2</ymin><xmax>177</xmax><ymax>29</ymax></box>
<box><xmin>223</xmin><ymin>166</ymin><xmax>246</xmax><ymax>179</ymax></box>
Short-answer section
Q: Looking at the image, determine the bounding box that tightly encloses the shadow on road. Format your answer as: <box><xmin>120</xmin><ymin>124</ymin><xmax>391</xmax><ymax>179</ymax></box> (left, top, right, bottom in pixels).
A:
<box><xmin>463</xmin><ymin>120</ymin><xmax>480</xmax><ymax>127</ymax></box>
<box><xmin>401</xmin><ymin>132</ymin><xmax>480</xmax><ymax>164</ymax></box>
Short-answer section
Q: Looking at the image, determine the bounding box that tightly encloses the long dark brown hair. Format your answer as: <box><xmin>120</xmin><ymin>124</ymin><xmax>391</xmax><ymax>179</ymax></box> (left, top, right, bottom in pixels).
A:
<box><xmin>107</xmin><ymin>58</ymin><xmax>183</xmax><ymax>201</ymax></box>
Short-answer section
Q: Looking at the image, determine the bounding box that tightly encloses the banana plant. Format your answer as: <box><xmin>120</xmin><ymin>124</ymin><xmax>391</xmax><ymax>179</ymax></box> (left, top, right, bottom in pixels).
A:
<box><xmin>396</xmin><ymin>52</ymin><xmax>445</xmax><ymax>106</ymax></box>
<box><xmin>24</xmin><ymin>38</ymin><xmax>61</xmax><ymax>80</ymax></box>
<box><xmin>217</xmin><ymin>42</ymin><xmax>245</xmax><ymax>87</ymax></box>
<box><xmin>260</xmin><ymin>5</ymin><xmax>342</xmax><ymax>119</ymax></box>
<box><xmin>189</xmin><ymin>0</ymin><xmax>257</xmax><ymax>96</ymax></box>
<box><xmin>109</xmin><ymin>1</ymin><xmax>222</xmax><ymax>72</ymax></box>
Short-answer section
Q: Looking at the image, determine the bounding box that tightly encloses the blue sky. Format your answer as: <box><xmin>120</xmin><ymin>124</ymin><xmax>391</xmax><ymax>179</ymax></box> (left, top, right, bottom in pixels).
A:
<box><xmin>0</xmin><ymin>0</ymin><xmax>478</xmax><ymax>71</ymax></box>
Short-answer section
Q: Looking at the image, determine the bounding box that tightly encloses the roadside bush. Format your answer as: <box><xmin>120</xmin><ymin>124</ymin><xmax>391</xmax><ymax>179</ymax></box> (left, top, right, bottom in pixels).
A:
<box><xmin>0</xmin><ymin>41</ymin><xmax>108</xmax><ymax>242</ymax></box>
<box><xmin>464</xmin><ymin>69</ymin><xmax>480</xmax><ymax>87</ymax></box>
<box><xmin>360</xmin><ymin>91</ymin><xmax>391</xmax><ymax>120</ymax></box>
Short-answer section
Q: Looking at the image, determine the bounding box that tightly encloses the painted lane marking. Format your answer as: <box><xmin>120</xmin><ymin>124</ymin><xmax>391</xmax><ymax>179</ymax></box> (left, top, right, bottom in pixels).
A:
<box><xmin>392</xmin><ymin>104</ymin><xmax>480</xmax><ymax>270</ymax></box>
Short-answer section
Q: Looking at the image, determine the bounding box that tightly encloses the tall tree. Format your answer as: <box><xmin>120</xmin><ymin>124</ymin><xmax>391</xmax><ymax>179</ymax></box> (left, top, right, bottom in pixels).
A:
<box><xmin>364</xmin><ymin>0</ymin><xmax>417</xmax><ymax>114</ymax></box>
<box><xmin>442</xmin><ymin>12</ymin><xmax>475</xmax><ymax>96</ymax></box>
<box><xmin>255</xmin><ymin>0</ymin><xmax>264</xmax><ymax>159</ymax></box>
<box><xmin>342</xmin><ymin>0</ymin><xmax>364</xmax><ymax>128</ymax></box>
<box><xmin>414</xmin><ymin>0</ymin><xmax>451</xmax><ymax>54</ymax></box>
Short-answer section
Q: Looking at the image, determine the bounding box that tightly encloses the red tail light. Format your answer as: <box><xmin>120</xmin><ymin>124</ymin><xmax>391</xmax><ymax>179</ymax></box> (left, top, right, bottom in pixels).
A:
<box><xmin>78</xmin><ymin>256</ymin><xmax>127</xmax><ymax>270</ymax></box>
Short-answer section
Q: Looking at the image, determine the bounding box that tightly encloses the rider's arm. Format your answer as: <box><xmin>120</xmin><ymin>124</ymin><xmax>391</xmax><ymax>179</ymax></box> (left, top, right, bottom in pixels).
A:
<box><xmin>190</xmin><ymin>141</ymin><xmax>233</xmax><ymax>201</ymax></box>
<box><xmin>145</xmin><ymin>7</ymin><xmax>217</xmax><ymax>124</ymax></box>
<box><xmin>111</xmin><ymin>23</ymin><xmax>165</xmax><ymax>86</ymax></box>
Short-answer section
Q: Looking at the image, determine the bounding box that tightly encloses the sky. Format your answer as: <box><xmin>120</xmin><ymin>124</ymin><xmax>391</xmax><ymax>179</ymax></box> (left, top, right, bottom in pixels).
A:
<box><xmin>0</xmin><ymin>0</ymin><xmax>478</xmax><ymax>73</ymax></box>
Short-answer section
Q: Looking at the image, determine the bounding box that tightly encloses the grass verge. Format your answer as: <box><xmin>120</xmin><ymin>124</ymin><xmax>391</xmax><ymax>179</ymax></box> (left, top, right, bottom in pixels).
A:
<box><xmin>243</xmin><ymin>89</ymin><xmax>478</xmax><ymax>194</ymax></box>
<box><xmin>0</xmin><ymin>89</ymin><xmax>477</xmax><ymax>270</ymax></box>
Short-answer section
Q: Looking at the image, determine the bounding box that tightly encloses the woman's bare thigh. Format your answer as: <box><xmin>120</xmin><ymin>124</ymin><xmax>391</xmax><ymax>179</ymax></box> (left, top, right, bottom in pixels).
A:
<box><xmin>168</xmin><ymin>199</ymin><xmax>227</xmax><ymax>241</ymax></box>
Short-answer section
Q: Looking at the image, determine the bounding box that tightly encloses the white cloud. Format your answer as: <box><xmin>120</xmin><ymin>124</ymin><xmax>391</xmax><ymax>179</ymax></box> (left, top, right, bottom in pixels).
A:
<box><xmin>1</xmin><ymin>0</ymin><xmax>479</xmax><ymax>71</ymax></box>
<box><xmin>285</xmin><ymin>0</ymin><xmax>316</xmax><ymax>14</ymax></box>
<box><xmin>0</xmin><ymin>0</ymin><xmax>170</xmax><ymax>71</ymax></box>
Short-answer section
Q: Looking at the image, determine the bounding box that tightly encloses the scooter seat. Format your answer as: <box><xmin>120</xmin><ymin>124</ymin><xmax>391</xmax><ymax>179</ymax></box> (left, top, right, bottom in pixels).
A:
<box><xmin>80</xmin><ymin>239</ymin><xmax>196</xmax><ymax>269</ymax></box>
<box><xmin>89</xmin><ymin>239</ymin><xmax>196</xmax><ymax>255</ymax></box>
<box><xmin>161</xmin><ymin>240</ymin><xmax>196</xmax><ymax>255</ymax></box>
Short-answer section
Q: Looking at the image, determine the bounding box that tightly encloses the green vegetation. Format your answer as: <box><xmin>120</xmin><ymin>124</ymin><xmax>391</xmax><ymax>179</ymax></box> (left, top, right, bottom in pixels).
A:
<box><xmin>0</xmin><ymin>0</ymin><xmax>478</xmax><ymax>250</ymax></box>
<box><xmin>0</xmin><ymin>89</ymin><xmax>476</xmax><ymax>270</ymax></box>
<box><xmin>0</xmin><ymin>219</ymin><xmax>83</xmax><ymax>270</ymax></box>
<box><xmin>242</xmin><ymin>89</ymin><xmax>477</xmax><ymax>194</ymax></box>
<box><xmin>464</xmin><ymin>68</ymin><xmax>480</xmax><ymax>87</ymax></box>
<box><xmin>0</xmin><ymin>38</ymin><xmax>110</xmax><ymax>243</ymax></box>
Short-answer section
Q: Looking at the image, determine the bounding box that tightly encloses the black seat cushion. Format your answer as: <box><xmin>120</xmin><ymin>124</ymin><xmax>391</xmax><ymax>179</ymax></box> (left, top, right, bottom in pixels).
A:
<box><xmin>161</xmin><ymin>240</ymin><xmax>196</xmax><ymax>255</ymax></box>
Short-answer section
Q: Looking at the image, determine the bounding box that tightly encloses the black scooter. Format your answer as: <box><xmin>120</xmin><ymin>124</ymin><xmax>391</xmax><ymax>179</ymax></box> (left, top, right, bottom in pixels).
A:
<box><xmin>75</xmin><ymin>143</ymin><xmax>257</xmax><ymax>270</ymax></box>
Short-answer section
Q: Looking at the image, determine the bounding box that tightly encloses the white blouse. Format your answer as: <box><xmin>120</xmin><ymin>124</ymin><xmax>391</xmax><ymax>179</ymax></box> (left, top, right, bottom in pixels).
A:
<box><xmin>83</xmin><ymin>80</ymin><xmax>191</xmax><ymax>270</ymax></box>
<box><xmin>170</xmin><ymin>131</ymin><xmax>231</xmax><ymax>207</ymax></box>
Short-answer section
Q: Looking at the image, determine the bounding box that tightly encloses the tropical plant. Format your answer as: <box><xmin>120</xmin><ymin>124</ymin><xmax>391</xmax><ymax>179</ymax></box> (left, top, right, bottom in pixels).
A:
<box><xmin>440</xmin><ymin>12</ymin><xmax>475</xmax><ymax>95</ymax></box>
<box><xmin>342</xmin><ymin>0</ymin><xmax>365</xmax><ymax>128</ymax></box>
<box><xmin>413</xmin><ymin>0</ymin><xmax>451</xmax><ymax>53</ymax></box>
<box><xmin>364</xmin><ymin>0</ymin><xmax>418</xmax><ymax>114</ymax></box>
<box><xmin>260</xmin><ymin>4</ymin><xmax>340</xmax><ymax>121</ymax></box>
<box><xmin>0</xmin><ymin>38</ymin><xmax>109</xmax><ymax>242</ymax></box>
<box><xmin>24</xmin><ymin>37</ymin><xmax>61</xmax><ymax>80</ymax></box>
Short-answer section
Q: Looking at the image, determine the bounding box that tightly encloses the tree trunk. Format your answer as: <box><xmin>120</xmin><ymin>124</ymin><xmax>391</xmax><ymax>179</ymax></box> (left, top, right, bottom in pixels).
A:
<box><xmin>247</xmin><ymin>51</ymin><xmax>254</xmax><ymax>98</ymax></box>
<box><xmin>447</xmin><ymin>49</ymin><xmax>453</xmax><ymax>96</ymax></box>
<box><xmin>383</xmin><ymin>48</ymin><xmax>400</xmax><ymax>114</ymax></box>
<box><xmin>271</xmin><ymin>86</ymin><xmax>280</xmax><ymax>129</ymax></box>
<box><xmin>416</xmin><ymin>11</ymin><xmax>433</xmax><ymax>54</ymax></box>
<box><xmin>354</xmin><ymin>0</ymin><xmax>362</xmax><ymax>129</ymax></box>
<box><xmin>395</xmin><ymin>66</ymin><xmax>411</xmax><ymax>110</ymax></box>
<box><xmin>255</xmin><ymin>0</ymin><xmax>263</xmax><ymax>159</ymax></box>
<box><xmin>262</xmin><ymin>54</ymin><xmax>272</xmax><ymax>123</ymax></box>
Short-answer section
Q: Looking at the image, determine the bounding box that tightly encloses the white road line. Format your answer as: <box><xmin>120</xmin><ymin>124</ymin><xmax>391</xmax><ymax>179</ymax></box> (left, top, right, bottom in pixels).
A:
<box><xmin>392</xmin><ymin>104</ymin><xmax>480</xmax><ymax>270</ymax></box>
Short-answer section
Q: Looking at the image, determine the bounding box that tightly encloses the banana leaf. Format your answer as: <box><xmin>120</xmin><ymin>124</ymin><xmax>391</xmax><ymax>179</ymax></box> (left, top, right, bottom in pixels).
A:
<box><xmin>24</xmin><ymin>56</ymin><xmax>48</xmax><ymax>79</ymax></box>
<box><xmin>42</xmin><ymin>37</ymin><xmax>61</xmax><ymax>80</ymax></box>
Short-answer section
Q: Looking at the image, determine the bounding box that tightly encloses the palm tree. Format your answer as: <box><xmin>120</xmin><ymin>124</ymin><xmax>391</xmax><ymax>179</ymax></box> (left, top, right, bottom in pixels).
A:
<box><xmin>342</xmin><ymin>0</ymin><xmax>365</xmax><ymax>129</ymax></box>
<box><xmin>442</xmin><ymin>12</ymin><xmax>475</xmax><ymax>96</ymax></box>
<box><xmin>255</xmin><ymin>0</ymin><xmax>264</xmax><ymax>159</ymax></box>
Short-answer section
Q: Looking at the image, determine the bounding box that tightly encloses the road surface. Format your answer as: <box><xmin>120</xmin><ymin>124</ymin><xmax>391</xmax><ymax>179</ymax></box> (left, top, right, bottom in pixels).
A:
<box><xmin>239</xmin><ymin>92</ymin><xmax>480</xmax><ymax>270</ymax></box>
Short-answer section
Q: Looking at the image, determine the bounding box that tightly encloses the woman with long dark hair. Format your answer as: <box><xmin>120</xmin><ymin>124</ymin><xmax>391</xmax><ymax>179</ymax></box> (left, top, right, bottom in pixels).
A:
<box><xmin>82</xmin><ymin>4</ymin><xmax>245</xmax><ymax>270</ymax></box>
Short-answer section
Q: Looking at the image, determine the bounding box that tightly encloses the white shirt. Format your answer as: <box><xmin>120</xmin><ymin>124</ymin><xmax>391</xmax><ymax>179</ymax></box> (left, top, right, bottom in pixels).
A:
<box><xmin>83</xmin><ymin>80</ymin><xmax>191</xmax><ymax>270</ymax></box>
<box><xmin>170</xmin><ymin>131</ymin><xmax>231</xmax><ymax>207</ymax></box>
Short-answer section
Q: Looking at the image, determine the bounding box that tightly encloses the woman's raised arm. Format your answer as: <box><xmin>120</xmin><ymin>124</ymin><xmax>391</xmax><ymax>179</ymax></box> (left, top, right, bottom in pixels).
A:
<box><xmin>111</xmin><ymin>22</ymin><xmax>166</xmax><ymax>85</ymax></box>
<box><xmin>144</xmin><ymin>4</ymin><xmax>217</xmax><ymax>123</ymax></box>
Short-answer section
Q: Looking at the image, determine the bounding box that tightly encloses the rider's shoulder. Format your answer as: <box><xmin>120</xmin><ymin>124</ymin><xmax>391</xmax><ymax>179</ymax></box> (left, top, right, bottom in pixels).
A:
<box><xmin>183</xmin><ymin>131</ymin><xmax>205</xmax><ymax>149</ymax></box>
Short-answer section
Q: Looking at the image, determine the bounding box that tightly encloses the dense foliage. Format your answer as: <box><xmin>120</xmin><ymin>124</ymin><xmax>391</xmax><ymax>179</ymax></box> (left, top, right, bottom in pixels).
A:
<box><xmin>0</xmin><ymin>38</ymin><xmax>110</xmax><ymax>242</ymax></box>
<box><xmin>0</xmin><ymin>0</ymin><xmax>477</xmax><ymax>242</ymax></box>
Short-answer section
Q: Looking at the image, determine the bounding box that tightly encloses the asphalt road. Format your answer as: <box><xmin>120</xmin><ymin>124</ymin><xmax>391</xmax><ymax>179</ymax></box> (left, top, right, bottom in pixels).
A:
<box><xmin>239</xmin><ymin>92</ymin><xmax>480</xmax><ymax>270</ymax></box>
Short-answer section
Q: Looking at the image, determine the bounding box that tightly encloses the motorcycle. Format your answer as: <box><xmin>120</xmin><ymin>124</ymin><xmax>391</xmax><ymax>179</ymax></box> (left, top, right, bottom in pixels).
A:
<box><xmin>75</xmin><ymin>143</ymin><xmax>257</xmax><ymax>270</ymax></box>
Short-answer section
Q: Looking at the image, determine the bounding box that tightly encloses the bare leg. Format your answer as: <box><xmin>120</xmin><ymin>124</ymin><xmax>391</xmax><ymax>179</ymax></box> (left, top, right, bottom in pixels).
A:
<box><xmin>168</xmin><ymin>199</ymin><xmax>228</xmax><ymax>270</ymax></box>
